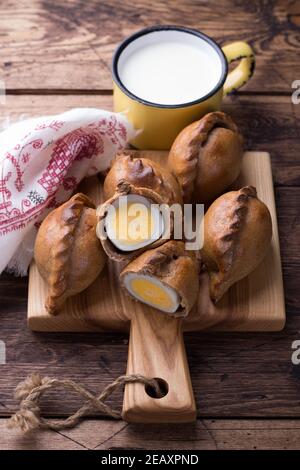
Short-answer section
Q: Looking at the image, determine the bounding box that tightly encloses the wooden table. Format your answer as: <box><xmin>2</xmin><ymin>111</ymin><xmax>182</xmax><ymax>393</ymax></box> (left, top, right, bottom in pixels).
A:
<box><xmin>0</xmin><ymin>0</ymin><xmax>299</xmax><ymax>450</ymax></box>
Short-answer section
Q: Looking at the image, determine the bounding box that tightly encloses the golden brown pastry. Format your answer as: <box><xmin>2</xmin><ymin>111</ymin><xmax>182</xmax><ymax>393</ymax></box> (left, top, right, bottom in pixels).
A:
<box><xmin>168</xmin><ymin>111</ymin><xmax>243</xmax><ymax>203</ymax></box>
<box><xmin>99</xmin><ymin>154</ymin><xmax>183</xmax><ymax>262</ymax></box>
<box><xmin>104</xmin><ymin>153</ymin><xmax>183</xmax><ymax>205</ymax></box>
<box><xmin>201</xmin><ymin>186</ymin><xmax>272</xmax><ymax>302</ymax></box>
<box><xmin>120</xmin><ymin>240</ymin><xmax>199</xmax><ymax>318</ymax></box>
<box><xmin>34</xmin><ymin>193</ymin><xmax>106</xmax><ymax>315</ymax></box>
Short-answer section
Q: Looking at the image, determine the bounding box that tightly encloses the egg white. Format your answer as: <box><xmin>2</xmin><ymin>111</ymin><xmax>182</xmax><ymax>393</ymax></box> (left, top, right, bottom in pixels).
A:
<box><xmin>105</xmin><ymin>194</ymin><xmax>164</xmax><ymax>252</ymax></box>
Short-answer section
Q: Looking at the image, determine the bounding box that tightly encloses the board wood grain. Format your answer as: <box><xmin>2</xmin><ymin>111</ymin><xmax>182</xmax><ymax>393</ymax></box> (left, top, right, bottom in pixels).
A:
<box><xmin>123</xmin><ymin>311</ymin><xmax>196</xmax><ymax>423</ymax></box>
<box><xmin>28</xmin><ymin>151</ymin><xmax>285</xmax><ymax>333</ymax></box>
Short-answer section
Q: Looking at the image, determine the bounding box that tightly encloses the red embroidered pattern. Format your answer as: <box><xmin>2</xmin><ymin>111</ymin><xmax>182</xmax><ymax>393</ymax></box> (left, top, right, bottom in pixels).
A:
<box><xmin>0</xmin><ymin>115</ymin><xmax>128</xmax><ymax>236</ymax></box>
<box><xmin>35</xmin><ymin>120</ymin><xmax>65</xmax><ymax>132</ymax></box>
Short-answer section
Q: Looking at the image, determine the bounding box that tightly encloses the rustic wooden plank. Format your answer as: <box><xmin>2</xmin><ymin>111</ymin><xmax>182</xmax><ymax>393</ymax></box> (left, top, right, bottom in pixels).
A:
<box><xmin>223</xmin><ymin>96</ymin><xmax>300</xmax><ymax>187</ymax></box>
<box><xmin>1</xmin><ymin>94</ymin><xmax>299</xmax><ymax>186</ymax></box>
<box><xmin>2</xmin><ymin>418</ymin><xmax>300</xmax><ymax>450</ymax></box>
<box><xmin>0</xmin><ymin>0</ymin><xmax>298</xmax><ymax>92</ymax></box>
<box><xmin>0</xmin><ymin>419</ymin><xmax>87</xmax><ymax>449</ymax></box>
<box><xmin>94</xmin><ymin>419</ymin><xmax>300</xmax><ymax>450</ymax></box>
<box><xmin>1</xmin><ymin>329</ymin><xmax>299</xmax><ymax>418</ymax></box>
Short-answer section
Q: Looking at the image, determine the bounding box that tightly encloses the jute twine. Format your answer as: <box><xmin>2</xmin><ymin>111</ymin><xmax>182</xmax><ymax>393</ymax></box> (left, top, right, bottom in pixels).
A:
<box><xmin>7</xmin><ymin>373</ymin><xmax>162</xmax><ymax>433</ymax></box>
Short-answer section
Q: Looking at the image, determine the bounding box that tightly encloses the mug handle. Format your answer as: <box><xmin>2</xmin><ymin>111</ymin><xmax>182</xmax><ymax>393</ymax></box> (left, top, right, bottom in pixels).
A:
<box><xmin>222</xmin><ymin>41</ymin><xmax>255</xmax><ymax>95</ymax></box>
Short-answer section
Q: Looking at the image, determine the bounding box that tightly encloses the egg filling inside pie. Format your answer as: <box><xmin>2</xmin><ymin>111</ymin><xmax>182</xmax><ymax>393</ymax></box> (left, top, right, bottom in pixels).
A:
<box><xmin>123</xmin><ymin>273</ymin><xmax>180</xmax><ymax>313</ymax></box>
<box><xmin>105</xmin><ymin>194</ymin><xmax>164</xmax><ymax>252</ymax></box>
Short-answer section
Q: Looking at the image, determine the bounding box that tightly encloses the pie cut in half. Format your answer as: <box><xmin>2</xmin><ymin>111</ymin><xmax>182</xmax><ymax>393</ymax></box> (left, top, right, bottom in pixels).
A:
<box><xmin>99</xmin><ymin>154</ymin><xmax>183</xmax><ymax>262</ymax></box>
<box><xmin>120</xmin><ymin>240</ymin><xmax>199</xmax><ymax>318</ymax></box>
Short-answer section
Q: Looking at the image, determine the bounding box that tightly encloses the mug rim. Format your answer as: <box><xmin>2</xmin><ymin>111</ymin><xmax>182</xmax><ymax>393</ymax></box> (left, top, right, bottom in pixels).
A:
<box><xmin>112</xmin><ymin>25</ymin><xmax>228</xmax><ymax>109</ymax></box>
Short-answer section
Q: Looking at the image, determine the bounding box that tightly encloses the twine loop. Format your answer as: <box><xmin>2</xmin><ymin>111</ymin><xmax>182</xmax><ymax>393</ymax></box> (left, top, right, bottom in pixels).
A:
<box><xmin>7</xmin><ymin>373</ymin><xmax>162</xmax><ymax>433</ymax></box>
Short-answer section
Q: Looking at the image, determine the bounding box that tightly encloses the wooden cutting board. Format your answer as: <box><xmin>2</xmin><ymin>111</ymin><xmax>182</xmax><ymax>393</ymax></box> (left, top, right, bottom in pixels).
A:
<box><xmin>27</xmin><ymin>151</ymin><xmax>285</xmax><ymax>423</ymax></box>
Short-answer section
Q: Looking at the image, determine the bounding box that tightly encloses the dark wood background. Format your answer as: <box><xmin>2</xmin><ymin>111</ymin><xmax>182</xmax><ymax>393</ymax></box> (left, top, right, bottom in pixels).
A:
<box><xmin>0</xmin><ymin>0</ymin><xmax>300</xmax><ymax>449</ymax></box>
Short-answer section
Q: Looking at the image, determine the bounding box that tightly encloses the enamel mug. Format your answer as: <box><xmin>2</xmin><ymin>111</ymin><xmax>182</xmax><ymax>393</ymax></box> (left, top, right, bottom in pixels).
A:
<box><xmin>112</xmin><ymin>25</ymin><xmax>255</xmax><ymax>150</ymax></box>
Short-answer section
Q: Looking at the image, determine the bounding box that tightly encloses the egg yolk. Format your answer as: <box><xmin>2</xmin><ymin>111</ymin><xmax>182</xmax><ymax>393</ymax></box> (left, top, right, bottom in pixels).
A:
<box><xmin>112</xmin><ymin>201</ymin><xmax>155</xmax><ymax>245</ymax></box>
<box><xmin>130</xmin><ymin>277</ymin><xmax>175</xmax><ymax>311</ymax></box>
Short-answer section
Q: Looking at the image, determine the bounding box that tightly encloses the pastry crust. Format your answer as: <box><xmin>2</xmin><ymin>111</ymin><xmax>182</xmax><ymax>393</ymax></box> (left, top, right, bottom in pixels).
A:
<box><xmin>104</xmin><ymin>153</ymin><xmax>183</xmax><ymax>205</ymax></box>
<box><xmin>120</xmin><ymin>240</ymin><xmax>200</xmax><ymax>318</ymax></box>
<box><xmin>98</xmin><ymin>181</ymin><xmax>174</xmax><ymax>262</ymax></box>
<box><xmin>34</xmin><ymin>193</ymin><xmax>106</xmax><ymax>315</ymax></box>
<box><xmin>201</xmin><ymin>186</ymin><xmax>272</xmax><ymax>302</ymax></box>
<box><xmin>168</xmin><ymin>111</ymin><xmax>243</xmax><ymax>203</ymax></box>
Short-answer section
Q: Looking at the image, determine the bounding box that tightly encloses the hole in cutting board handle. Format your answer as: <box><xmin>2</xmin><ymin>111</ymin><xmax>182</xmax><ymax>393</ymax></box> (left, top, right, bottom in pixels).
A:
<box><xmin>145</xmin><ymin>378</ymin><xmax>169</xmax><ymax>399</ymax></box>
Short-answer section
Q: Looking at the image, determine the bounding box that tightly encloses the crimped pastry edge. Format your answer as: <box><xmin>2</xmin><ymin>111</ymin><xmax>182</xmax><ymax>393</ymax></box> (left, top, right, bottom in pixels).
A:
<box><xmin>169</xmin><ymin>111</ymin><xmax>243</xmax><ymax>203</ymax></box>
<box><xmin>44</xmin><ymin>193</ymin><xmax>95</xmax><ymax>315</ymax></box>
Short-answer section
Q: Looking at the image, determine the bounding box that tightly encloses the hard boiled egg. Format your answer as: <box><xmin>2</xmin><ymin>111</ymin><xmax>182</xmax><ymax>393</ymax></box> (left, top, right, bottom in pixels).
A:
<box><xmin>104</xmin><ymin>194</ymin><xmax>164</xmax><ymax>252</ymax></box>
<box><xmin>123</xmin><ymin>272</ymin><xmax>180</xmax><ymax>314</ymax></box>
<box><xmin>120</xmin><ymin>240</ymin><xmax>199</xmax><ymax>317</ymax></box>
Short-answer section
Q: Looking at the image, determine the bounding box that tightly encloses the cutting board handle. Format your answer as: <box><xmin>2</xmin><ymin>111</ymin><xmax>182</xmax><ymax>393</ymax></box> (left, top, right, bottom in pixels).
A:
<box><xmin>122</xmin><ymin>309</ymin><xmax>196</xmax><ymax>423</ymax></box>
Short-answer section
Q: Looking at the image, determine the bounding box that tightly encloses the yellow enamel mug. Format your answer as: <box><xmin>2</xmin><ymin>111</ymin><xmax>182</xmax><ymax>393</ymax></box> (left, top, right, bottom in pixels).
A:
<box><xmin>112</xmin><ymin>26</ymin><xmax>255</xmax><ymax>150</ymax></box>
